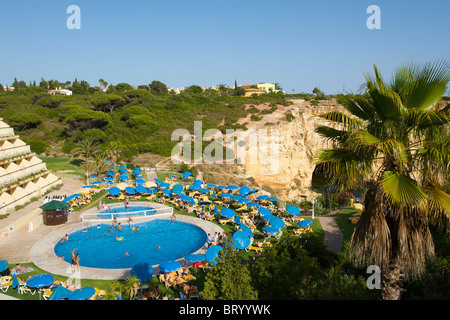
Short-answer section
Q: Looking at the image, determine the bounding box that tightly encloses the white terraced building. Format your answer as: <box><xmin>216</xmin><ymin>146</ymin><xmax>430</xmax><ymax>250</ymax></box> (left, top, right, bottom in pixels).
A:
<box><xmin>0</xmin><ymin>118</ymin><xmax>62</xmax><ymax>215</ymax></box>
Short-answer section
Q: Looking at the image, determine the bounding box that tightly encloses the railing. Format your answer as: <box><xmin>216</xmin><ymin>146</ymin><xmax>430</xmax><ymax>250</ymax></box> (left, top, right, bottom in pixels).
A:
<box><xmin>81</xmin><ymin>206</ymin><xmax>173</xmax><ymax>223</ymax></box>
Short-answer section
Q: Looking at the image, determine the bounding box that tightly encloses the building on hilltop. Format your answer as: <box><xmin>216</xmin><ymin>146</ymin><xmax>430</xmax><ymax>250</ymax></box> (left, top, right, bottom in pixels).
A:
<box><xmin>48</xmin><ymin>87</ymin><xmax>72</xmax><ymax>95</ymax></box>
<box><xmin>0</xmin><ymin>118</ymin><xmax>62</xmax><ymax>216</ymax></box>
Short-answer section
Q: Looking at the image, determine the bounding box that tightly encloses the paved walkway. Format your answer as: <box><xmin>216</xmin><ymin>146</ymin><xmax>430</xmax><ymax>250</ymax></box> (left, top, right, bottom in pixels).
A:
<box><xmin>317</xmin><ymin>216</ymin><xmax>343</xmax><ymax>253</ymax></box>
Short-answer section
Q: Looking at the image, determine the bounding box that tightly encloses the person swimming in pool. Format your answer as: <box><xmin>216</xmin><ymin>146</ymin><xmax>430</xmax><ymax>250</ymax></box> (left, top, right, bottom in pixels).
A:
<box><xmin>124</xmin><ymin>252</ymin><xmax>132</xmax><ymax>256</ymax></box>
<box><xmin>60</xmin><ymin>234</ymin><xmax>69</xmax><ymax>243</ymax></box>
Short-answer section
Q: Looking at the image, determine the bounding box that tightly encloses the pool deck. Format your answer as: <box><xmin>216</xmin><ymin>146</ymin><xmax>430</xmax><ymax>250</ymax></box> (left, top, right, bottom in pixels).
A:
<box><xmin>4</xmin><ymin>200</ymin><xmax>224</xmax><ymax>280</ymax></box>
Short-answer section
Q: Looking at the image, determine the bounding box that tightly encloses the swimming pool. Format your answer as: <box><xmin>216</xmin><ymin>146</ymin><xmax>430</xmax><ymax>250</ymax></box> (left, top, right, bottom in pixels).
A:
<box><xmin>54</xmin><ymin>219</ymin><xmax>208</xmax><ymax>269</ymax></box>
<box><xmin>97</xmin><ymin>205</ymin><xmax>156</xmax><ymax>219</ymax></box>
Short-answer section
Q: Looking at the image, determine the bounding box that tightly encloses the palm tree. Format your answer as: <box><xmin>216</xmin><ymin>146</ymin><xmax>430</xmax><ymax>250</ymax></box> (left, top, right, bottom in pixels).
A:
<box><xmin>105</xmin><ymin>141</ymin><xmax>122</xmax><ymax>169</ymax></box>
<box><xmin>79</xmin><ymin>160</ymin><xmax>98</xmax><ymax>185</ymax></box>
<box><xmin>313</xmin><ymin>60</ymin><xmax>450</xmax><ymax>299</ymax></box>
<box><xmin>71</xmin><ymin>138</ymin><xmax>100</xmax><ymax>160</ymax></box>
<box><xmin>110</xmin><ymin>280</ymin><xmax>123</xmax><ymax>299</ymax></box>
<box><xmin>123</xmin><ymin>276</ymin><xmax>140</xmax><ymax>300</ymax></box>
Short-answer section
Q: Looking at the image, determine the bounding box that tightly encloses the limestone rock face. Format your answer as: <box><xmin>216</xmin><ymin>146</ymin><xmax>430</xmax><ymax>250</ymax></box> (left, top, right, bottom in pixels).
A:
<box><xmin>242</xmin><ymin>99</ymin><xmax>343</xmax><ymax>201</ymax></box>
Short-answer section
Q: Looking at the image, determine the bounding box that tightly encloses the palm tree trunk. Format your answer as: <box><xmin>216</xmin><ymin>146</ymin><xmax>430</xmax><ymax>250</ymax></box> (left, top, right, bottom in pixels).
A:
<box><xmin>349</xmin><ymin>181</ymin><xmax>392</xmax><ymax>272</ymax></box>
<box><xmin>351</xmin><ymin>182</ymin><xmax>436</xmax><ymax>300</ymax></box>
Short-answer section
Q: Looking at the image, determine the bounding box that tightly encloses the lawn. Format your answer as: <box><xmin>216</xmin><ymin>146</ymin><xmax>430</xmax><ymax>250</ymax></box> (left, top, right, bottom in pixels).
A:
<box><xmin>40</xmin><ymin>156</ymin><xmax>86</xmax><ymax>180</ymax></box>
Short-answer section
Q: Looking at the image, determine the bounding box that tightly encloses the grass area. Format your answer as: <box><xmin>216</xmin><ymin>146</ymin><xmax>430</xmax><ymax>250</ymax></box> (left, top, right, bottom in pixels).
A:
<box><xmin>333</xmin><ymin>207</ymin><xmax>361</xmax><ymax>243</ymax></box>
<box><xmin>40</xmin><ymin>156</ymin><xmax>86</xmax><ymax>180</ymax></box>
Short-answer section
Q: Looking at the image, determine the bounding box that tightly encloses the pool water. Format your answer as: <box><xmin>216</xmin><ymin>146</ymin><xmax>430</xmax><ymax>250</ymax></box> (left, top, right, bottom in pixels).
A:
<box><xmin>97</xmin><ymin>205</ymin><xmax>156</xmax><ymax>219</ymax></box>
<box><xmin>54</xmin><ymin>219</ymin><xmax>207</xmax><ymax>269</ymax></box>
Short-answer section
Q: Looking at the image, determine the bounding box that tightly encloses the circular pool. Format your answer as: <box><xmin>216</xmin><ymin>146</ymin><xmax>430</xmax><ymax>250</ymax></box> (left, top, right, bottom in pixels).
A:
<box><xmin>54</xmin><ymin>219</ymin><xmax>207</xmax><ymax>269</ymax></box>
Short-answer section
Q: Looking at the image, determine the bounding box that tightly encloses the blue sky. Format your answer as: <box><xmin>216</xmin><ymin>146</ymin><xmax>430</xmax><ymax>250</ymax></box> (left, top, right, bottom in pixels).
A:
<box><xmin>0</xmin><ymin>0</ymin><xmax>449</xmax><ymax>94</ymax></box>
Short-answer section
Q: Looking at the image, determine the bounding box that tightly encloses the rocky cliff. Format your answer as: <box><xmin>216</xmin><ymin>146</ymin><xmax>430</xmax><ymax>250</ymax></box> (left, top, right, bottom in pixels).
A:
<box><xmin>240</xmin><ymin>98</ymin><xmax>344</xmax><ymax>201</ymax></box>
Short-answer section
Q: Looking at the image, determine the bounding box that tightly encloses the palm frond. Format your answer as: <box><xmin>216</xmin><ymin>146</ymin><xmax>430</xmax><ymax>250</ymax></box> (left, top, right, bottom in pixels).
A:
<box><xmin>314</xmin><ymin>147</ymin><xmax>373</xmax><ymax>189</ymax></box>
<box><xmin>395</xmin><ymin>60</ymin><xmax>450</xmax><ymax>111</ymax></box>
<box><xmin>315</xmin><ymin>111</ymin><xmax>364</xmax><ymax>129</ymax></box>
<box><xmin>314</xmin><ymin>125</ymin><xmax>348</xmax><ymax>143</ymax></box>
<box><xmin>336</xmin><ymin>94</ymin><xmax>374</xmax><ymax>120</ymax></box>
<box><xmin>380</xmin><ymin>171</ymin><xmax>427</xmax><ymax>206</ymax></box>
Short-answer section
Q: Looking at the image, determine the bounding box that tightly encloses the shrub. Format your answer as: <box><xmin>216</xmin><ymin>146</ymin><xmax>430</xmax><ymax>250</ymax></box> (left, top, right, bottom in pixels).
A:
<box><xmin>296</xmin><ymin>267</ymin><xmax>378</xmax><ymax>300</ymax></box>
<box><xmin>8</xmin><ymin>112</ymin><xmax>42</xmax><ymax>130</ymax></box>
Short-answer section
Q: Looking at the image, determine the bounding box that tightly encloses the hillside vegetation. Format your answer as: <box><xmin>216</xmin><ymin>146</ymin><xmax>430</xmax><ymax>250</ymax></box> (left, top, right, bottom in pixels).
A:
<box><xmin>0</xmin><ymin>84</ymin><xmax>293</xmax><ymax>161</ymax></box>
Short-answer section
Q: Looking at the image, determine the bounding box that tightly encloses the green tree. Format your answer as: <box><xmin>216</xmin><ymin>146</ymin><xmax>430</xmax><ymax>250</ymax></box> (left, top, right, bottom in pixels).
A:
<box><xmin>115</xmin><ymin>83</ymin><xmax>133</xmax><ymax>92</ymax></box>
<box><xmin>90</xmin><ymin>94</ymin><xmax>126</xmax><ymax>113</ymax></box>
<box><xmin>201</xmin><ymin>241</ymin><xmax>258</xmax><ymax>300</ymax></box>
<box><xmin>63</xmin><ymin>108</ymin><xmax>112</xmax><ymax>130</ymax></box>
<box><xmin>8</xmin><ymin>112</ymin><xmax>42</xmax><ymax>130</ymax></box>
<box><xmin>314</xmin><ymin>60</ymin><xmax>450</xmax><ymax>299</ymax></box>
<box><xmin>149</xmin><ymin>80</ymin><xmax>168</xmax><ymax>94</ymax></box>
<box><xmin>249</xmin><ymin>233</ymin><xmax>325</xmax><ymax>299</ymax></box>
<box><xmin>71</xmin><ymin>137</ymin><xmax>100</xmax><ymax>160</ymax></box>
<box><xmin>185</xmin><ymin>85</ymin><xmax>203</xmax><ymax>94</ymax></box>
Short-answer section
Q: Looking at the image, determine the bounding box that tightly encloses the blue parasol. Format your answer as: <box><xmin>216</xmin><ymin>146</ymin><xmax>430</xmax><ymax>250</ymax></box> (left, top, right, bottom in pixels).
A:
<box><xmin>205</xmin><ymin>245</ymin><xmax>224</xmax><ymax>265</ymax></box>
<box><xmin>182</xmin><ymin>171</ymin><xmax>191</xmax><ymax>177</ymax></box>
<box><xmin>131</xmin><ymin>262</ymin><xmax>154</xmax><ymax>282</ymax></box>
<box><xmin>238</xmin><ymin>198</ymin><xmax>251</xmax><ymax>204</ymax></box>
<box><xmin>219</xmin><ymin>193</ymin><xmax>232</xmax><ymax>198</ymax></box>
<box><xmin>257</xmin><ymin>195</ymin><xmax>269</xmax><ymax>200</ymax></box>
<box><xmin>262</xmin><ymin>226</ymin><xmax>279</xmax><ymax>234</ymax></box>
<box><xmin>50</xmin><ymin>284</ymin><xmax>71</xmax><ymax>300</ymax></box>
<box><xmin>286</xmin><ymin>205</ymin><xmax>300</xmax><ymax>216</ymax></box>
<box><xmin>239</xmin><ymin>186</ymin><xmax>251</xmax><ymax>197</ymax></box>
<box><xmin>298</xmin><ymin>220</ymin><xmax>313</xmax><ymax>227</ymax></box>
<box><xmin>135</xmin><ymin>185</ymin><xmax>147</xmax><ymax>194</ymax></box>
<box><xmin>267</xmin><ymin>197</ymin><xmax>279</xmax><ymax>201</ymax></box>
<box><xmin>125</xmin><ymin>187</ymin><xmax>136</xmax><ymax>194</ymax></box>
<box><xmin>163</xmin><ymin>188</ymin><xmax>172</xmax><ymax>197</ymax></box>
<box><xmin>159</xmin><ymin>260</ymin><xmax>181</xmax><ymax>273</ymax></box>
<box><xmin>11</xmin><ymin>273</ymin><xmax>19</xmax><ymax>289</ymax></box>
<box><xmin>239</xmin><ymin>223</ymin><xmax>254</xmax><ymax>238</ymax></box>
<box><xmin>247</xmin><ymin>202</ymin><xmax>260</xmax><ymax>208</ymax></box>
<box><xmin>220</xmin><ymin>208</ymin><xmax>235</xmax><ymax>218</ymax></box>
<box><xmin>91</xmin><ymin>181</ymin><xmax>102</xmax><ymax>185</ymax></box>
<box><xmin>198</xmin><ymin>188</ymin><xmax>210</xmax><ymax>194</ymax></box>
<box><xmin>67</xmin><ymin>287</ymin><xmax>96</xmax><ymax>300</ymax></box>
<box><xmin>193</xmin><ymin>180</ymin><xmax>203</xmax><ymax>187</ymax></box>
<box><xmin>268</xmin><ymin>216</ymin><xmax>285</xmax><ymax>229</ymax></box>
<box><xmin>206</xmin><ymin>184</ymin><xmax>217</xmax><ymax>188</ymax></box>
<box><xmin>258</xmin><ymin>207</ymin><xmax>272</xmax><ymax>216</ymax></box>
<box><xmin>180</xmin><ymin>195</ymin><xmax>194</xmax><ymax>202</ymax></box>
<box><xmin>108</xmin><ymin>187</ymin><xmax>121</xmax><ymax>196</ymax></box>
<box><xmin>172</xmin><ymin>184</ymin><xmax>183</xmax><ymax>194</ymax></box>
<box><xmin>26</xmin><ymin>274</ymin><xmax>55</xmax><ymax>288</ymax></box>
<box><xmin>147</xmin><ymin>187</ymin><xmax>158</xmax><ymax>194</ymax></box>
<box><xmin>227</xmin><ymin>185</ymin><xmax>239</xmax><ymax>190</ymax></box>
<box><xmin>232</xmin><ymin>231</ymin><xmax>251</xmax><ymax>250</ymax></box>
<box><xmin>230</xmin><ymin>195</ymin><xmax>242</xmax><ymax>201</ymax></box>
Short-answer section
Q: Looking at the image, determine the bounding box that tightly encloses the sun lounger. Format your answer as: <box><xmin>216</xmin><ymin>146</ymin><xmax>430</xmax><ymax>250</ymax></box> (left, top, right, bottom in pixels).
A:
<box><xmin>245</xmin><ymin>245</ymin><xmax>264</xmax><ymax>252</ymax></box>
<box><xmin>0</xmin><ymin>280</ymin><xmax>12</xmax><ymax>293</ymax></box>
<box><xmin>219</xmin><ymin>218</ymin><xmax>233</xmax><ymax>225</ymax></box>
